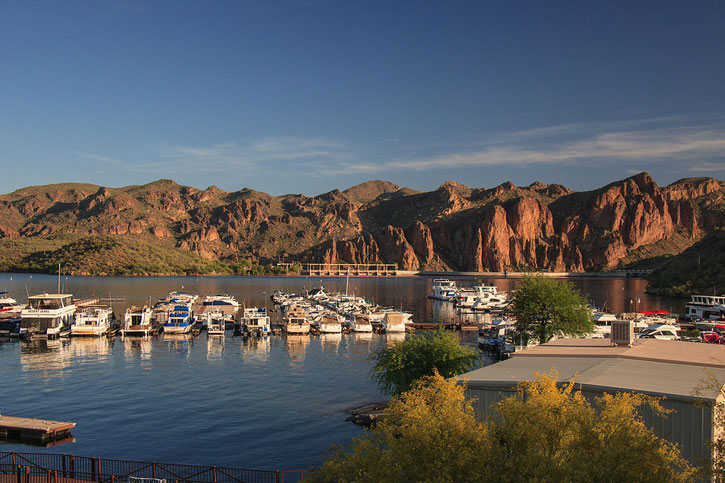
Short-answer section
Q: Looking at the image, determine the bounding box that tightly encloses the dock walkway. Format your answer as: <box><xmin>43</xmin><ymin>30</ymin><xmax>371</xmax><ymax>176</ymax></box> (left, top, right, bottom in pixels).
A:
<box><xmin>0</xmin><ymin>418</ymin><xmax>75</xmax><ymax>444</ymax></box>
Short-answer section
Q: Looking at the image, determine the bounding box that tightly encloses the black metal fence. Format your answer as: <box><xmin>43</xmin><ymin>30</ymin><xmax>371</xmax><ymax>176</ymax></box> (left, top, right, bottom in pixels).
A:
<box><xmin>0</xmin><ymin>452</ymin><xmax>310</xmax><ymax>483</ymax></box>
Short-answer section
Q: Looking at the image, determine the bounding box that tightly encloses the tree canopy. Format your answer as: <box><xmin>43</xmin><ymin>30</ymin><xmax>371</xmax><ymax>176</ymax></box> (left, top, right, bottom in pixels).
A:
<box><xmin>312</xmin><ymin>372</ymin><xmax>695</xmax><ymax>482</ymax></box>
<box><xmin>370</xmin><ymin>328</ymin><xmax>478</xmax><ymax>395</ymax></box>
<box><xmin>511</xmin><ymin>275</ymin><xmax>594</xmax><ymax>343</ymax></box>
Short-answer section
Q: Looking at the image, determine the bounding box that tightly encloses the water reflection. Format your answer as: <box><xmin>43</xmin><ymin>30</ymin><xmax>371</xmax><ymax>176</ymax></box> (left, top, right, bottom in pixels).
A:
<box><xmin>69</xmin><ymin>337</ymin><xmax>112</xmax><ymax>358</ymax></box>
<box><xmin>320</xmin><ymin>333</ymin><xmax>342</xmax><ymax>353</ymax></box>
<box><xmin>20</xmin><ymin>338</ymin><xmax>73</xmax><ymax>376</ymax></box>
<box><xmin>122</xmin><ymin>336</ymin><xmax>153</xmax><ymax>359</ymax></box>
<box><xmin>206</xmin><ymin>335</ymin><xmax>225</xmax><ymax>360</ymax></box>
<box><xmin>242</xmin><ymin>336</ymin><xmax>271</xmax><ymax>362</ymax></box>
<box><xmin>385</xmin><ymin>332</ymin><xmax>406</xmax><ymax>344</ymax></box>
<box><xmin>285</xmin><ymin>335</ymin><xmax>309</xmax><ymax>362</ymax></box>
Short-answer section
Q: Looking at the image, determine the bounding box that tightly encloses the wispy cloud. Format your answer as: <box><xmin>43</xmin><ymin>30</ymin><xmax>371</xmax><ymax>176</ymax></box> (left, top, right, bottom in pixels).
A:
<box><xmin>70</xmin><ymin>117</ymin><xmax>725</xmax><ymax>181</ymax></box>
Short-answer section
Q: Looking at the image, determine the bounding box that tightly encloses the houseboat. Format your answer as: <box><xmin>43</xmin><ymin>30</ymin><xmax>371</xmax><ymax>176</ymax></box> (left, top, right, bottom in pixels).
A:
<box><xmin>71</xmin><ymin>305</ymin><xmax>113</xmax><ymax>337</ymax></box>
<box><xmin>163</xmin><ymin>305</ymin><xmax>195</xmax><ymax>334</ymax></box>
<box><xmin>429</xmin><ymin>279</ymin><xmax>458</xmax><ymax>301</ymax></box>
<box><xmin>683</xmin><ymin>294</ymin><xmax>725</xmax><ymax>322</ymax></box>
<box><xmin>205</xmin><ymin>311</ymin><xmax>226</xmax><ymax>336</ymax></box>
<box><xmin>20</xmin><ymin>293</ymin><xmax>76</xmax><ymax>339</ymax></box>
<box><xmin>241</xmin><ymin>307</ymin><xmax>271</xmax><ymax>337</ymax></box>
<box><xmin>121</xmin><ymin>306</ymin><xmax>155</xmax><ymax>336</ymax></box>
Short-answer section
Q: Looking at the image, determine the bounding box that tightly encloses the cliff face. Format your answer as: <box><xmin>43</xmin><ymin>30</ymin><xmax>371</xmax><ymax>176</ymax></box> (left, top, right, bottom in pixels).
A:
<box><xmin>0</xmin><ymin>173</ymin><xmax>723</xmax><ymax>272</ymax></box>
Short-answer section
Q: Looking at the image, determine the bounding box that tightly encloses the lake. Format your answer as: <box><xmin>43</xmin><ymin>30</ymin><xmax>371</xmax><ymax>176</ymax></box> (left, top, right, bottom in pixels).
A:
<box><xmin>0</xmin><ymin>274</ymin><xmax>679</xmax><ymax>470</ymax></box>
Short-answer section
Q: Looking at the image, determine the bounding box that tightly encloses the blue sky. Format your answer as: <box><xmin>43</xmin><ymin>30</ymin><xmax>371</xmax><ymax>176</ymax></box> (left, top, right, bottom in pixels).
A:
<box><xmin>1</xmin><ymin>1</ymin><xmax>724</xmax><ymax>196</ymax></box>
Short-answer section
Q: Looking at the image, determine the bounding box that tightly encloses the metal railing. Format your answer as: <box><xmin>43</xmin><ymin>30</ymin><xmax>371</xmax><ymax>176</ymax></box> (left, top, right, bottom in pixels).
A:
<box><xmin>0</xmin><ymin>452</ymin><xmax>312</xmax><ymax>483</ymax></box>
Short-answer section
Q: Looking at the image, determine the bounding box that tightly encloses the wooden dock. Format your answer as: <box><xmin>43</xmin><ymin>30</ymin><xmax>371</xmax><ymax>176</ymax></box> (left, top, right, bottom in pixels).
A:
<box><xmin>0</xmin><ymin>417</ymin><xmax>75</xmax><ymax>444</ymax></box>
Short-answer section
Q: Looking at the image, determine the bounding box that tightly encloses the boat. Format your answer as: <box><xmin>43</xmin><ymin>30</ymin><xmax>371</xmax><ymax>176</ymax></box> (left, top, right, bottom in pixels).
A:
<box><xmin>636</xmin><ymin>323</ymin><xmax>679</xmax><ymax>340</ymax></box>
<box><xmin>429</xmin><ymin>279</ymin><xmax>458</xmax><ymax>301</ymax></box>
<box><xmin>205</xmin><ymin>311</ymin><xmax>226</xmax><ymax>336</ymax></box>
<box><xmin>307</xmin><ymin>286</ymin><xmax>329</xmax><ymax>302</ymax></box>
<box><xmin>71</xmin><ymin>306</ymin><xmax>113</xmax><ymax>337</ymax></box>
<box><xmin>163</xmin><ymin>304</ymin><xmax>195</xmax><ymax>334</ymax></box>
<box><xmin>240</xmin><ymin>307</ymin><xmax>271</xmax><ymax>337</ymax></box>
<box><xmin>591</xmin><ymin>311</ymin><xmax>618</xmax><ymax>338</ymax></box>
<box><xmin>202</xmin><ymin>294</ymin><xmax>240</xmax><ymax>309</ymax></box>
<box><xmin>683</xmin><ymin>294</ymin><xmax>725</xmax><ymax>321</ymax></box>
<box><xmin>351</xmin><ymin>314</ymin><xmax>373</xmax><ymax>333</ymax></box>
<box><xmin>317</xmin><ymin>313</ymin><xmax>342</xmax><ymax>334</ymax></box>
<box><xmin>283</xmin><ymin>306</ymin><xmax>310</xmax><ymax>334</ymax></box>
<box><xmin>382</xmin><ymin>312</ymin><xmax>406</xmax><ymax>333</ymax></box>
<box><xmin>0</xmin><ymin>317</ymin><xmax>21</xmax><ymax>338</ymax></box>
<box><xmin>477</xmin><ymin>319</ymin><xmax>516</xmax><ymax>355</ymax></box>
<box><xmin>471</xmin><ymin>285</ymin><xmax>509</xmax><ymax>312</ymax></box>
<box><xmin>20</xmin><ymin>293</ymin><xmax>76</xmax><ymax>339</ymax></box>
<box><xmin>121</xmin><ymin>306</ymin><xmax>155</xmax><ymax>336</ymax></box>
<box><xmin>0</xmin><ymin>292</ymin><xmax>25</xmax><ymax>316</ymax></box>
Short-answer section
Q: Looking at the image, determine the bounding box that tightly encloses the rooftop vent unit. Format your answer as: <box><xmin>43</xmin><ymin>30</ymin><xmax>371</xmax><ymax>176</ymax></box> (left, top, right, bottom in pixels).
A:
<box><xmin>611</xmin><ymin>320</ymin><xmax>634</xmax><ymax>346</ymax></box>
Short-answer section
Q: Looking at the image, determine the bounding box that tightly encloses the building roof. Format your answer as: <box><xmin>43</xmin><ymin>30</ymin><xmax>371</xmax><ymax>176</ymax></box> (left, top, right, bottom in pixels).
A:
<box><xmin>462</xmin><ymin>339</ymin><xmax>725</xmax><ymax>402</ymax></box>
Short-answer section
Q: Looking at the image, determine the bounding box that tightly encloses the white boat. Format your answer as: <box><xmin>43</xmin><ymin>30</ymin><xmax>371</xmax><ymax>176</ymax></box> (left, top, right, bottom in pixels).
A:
<box><xmin>636</xmin><ymin>323</ymin><xmax>679</xmax><ymax>340</ymax></box>
<box><xmin>0</xmin><ymin>292</ymin><xmax>25</xmax><ymax>316</ymax></box>
<box><xmin>317</xmin><ymin>313</ymin><xmax>342</xmax><ymax>334</ymax></box>
<box><xmin>430</xmin><ymin>279</ymin><xmax>458</xmax><ymax>301</ymax></box>
<box><xmin>307</xmin><ymin>286</ymin><xmax>329</xmax><ymax>302</ymax></box>
<box><xmin>351</xmin><ymin>315</ymin><xmax>373</xmax><ymax>333</ymax></box>
<box><xmin>471</xmin><ymin>285</ymin><xmax>509</xmax><ymax>312</ymax></box>
<box><xmin>20</xmin><ymin>294</ymin><xmax>76</xmax><ymax>339</ymax></box>
<box><xmin>241</xmin><ymin>307</ymin><xmax>271</xmax><ymax>336</ymax></box>
<box><xmin>205</xmin><ymin>311</ymin><xmax>226</xmax><ymax>336</ymax></box>
<box><xmin>121</xmin><ymin>306</ymin><xmax>154</xmax><ymax>336</ymax></box>
<box><xmin>71</xmin><ymin>306</ymin><xmax>113</xmax><ymax>337</ymax></box>
<box><xmin>591</xmin><ymin>311</ymin><xmax>619</xmax><ymax>338</ymax></box>
<box><xmin>683</xmin><ymin>294</ymin><xmax>725</xmax><ymax>321</ymax></box>
<box><xmin>202</xmin><ymin>294</ymin><xmax>240</xmax><ymax>309</ymax></box>
<box><xmin>382</xmin><ymin>312</ymin><xmax>406</xmax><ymax>333</ymax></box>
<box><xmin>477</xmin><ymin>319</ymin><xmax>515</xmax><ymax>352</ymax></box>
<box><xmin>163</xmin><ymin>304</ymin><xmax>195</xmax><ymax>334</ymax></box>
<box><xmin>283</xmin><ymin>306</ymin><xmax>310</xmax><ymax>334</ymax></box>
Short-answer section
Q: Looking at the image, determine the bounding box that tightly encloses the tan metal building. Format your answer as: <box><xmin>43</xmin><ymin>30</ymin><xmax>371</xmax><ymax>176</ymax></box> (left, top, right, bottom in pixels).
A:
<box><xmin>460</xmin><ymin>339</ymin><xmax>725</xmax><ymax>466</ymax></box>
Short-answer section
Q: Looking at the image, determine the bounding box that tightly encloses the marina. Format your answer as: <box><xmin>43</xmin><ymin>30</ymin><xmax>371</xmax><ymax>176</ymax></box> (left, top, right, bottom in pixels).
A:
<box><xmin>0</xmin><ymin>273</ymin><xmax>711</xmax><ymax>471</ymax></box>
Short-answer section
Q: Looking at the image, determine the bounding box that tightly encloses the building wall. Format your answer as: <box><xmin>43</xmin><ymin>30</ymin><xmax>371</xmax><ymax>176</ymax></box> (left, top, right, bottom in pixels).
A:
<box><xmin>464</xmin><ymin>386</ymin><xmax>715</xmax><ymax>467</ymax></box>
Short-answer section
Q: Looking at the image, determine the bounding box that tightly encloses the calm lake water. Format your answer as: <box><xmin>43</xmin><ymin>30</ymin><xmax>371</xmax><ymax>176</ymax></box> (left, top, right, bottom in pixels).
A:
<box><xmin>0</xmin><ymin>274</ymin><xmax>681</xmax><ymax>470</ymax></box>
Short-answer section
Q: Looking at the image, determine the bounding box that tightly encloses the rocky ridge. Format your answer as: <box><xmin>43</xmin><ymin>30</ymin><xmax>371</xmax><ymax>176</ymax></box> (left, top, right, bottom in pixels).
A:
<box><xmin>0</xmin><ymin>174</ymin><xmax>723</xmax><ymax>273</ymax></box>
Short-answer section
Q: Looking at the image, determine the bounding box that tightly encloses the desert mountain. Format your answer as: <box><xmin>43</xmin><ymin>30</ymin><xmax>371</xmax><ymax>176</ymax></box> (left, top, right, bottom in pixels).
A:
<box><xmin>0</xmin><ymin>173</ymin><xmax>723</xmax><ymax>274</ymax></box>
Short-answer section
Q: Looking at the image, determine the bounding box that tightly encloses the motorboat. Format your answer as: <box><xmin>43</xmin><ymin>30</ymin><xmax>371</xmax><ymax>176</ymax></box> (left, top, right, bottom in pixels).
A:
<box><xmin>317</xmin><ymin>313</ymin><xmax>342</xmax><ymax>334</ymax></box>
<box><xmin>202</xmin><ymin>294</ymin><xmax>240</xmax><ymax>309</ymax></box>
<box><xmin>429</xmin><ymin>279</ymin><xmax>458</xmax><ymax>301</ymax></box>
<box><xmin>636</xmin><ymin>323</ymin><xmax>679</xmax><ymax>340</ymax></box>
<box><xmin>20</xmin><ymin>293</ymin><xmax>76</xmax><ymax>339</ymax></box>
<box><xmin>0</xmin><ymin>292</ymin><xmax>25</xmax><ymax>315</ymax></box>
<box><xmin>283</xmin><ymin>306</ymin><xmax>310</xmax><ymax>334</ymax></box>
<box><xmin>71</xmin><ymin>306</ymin><xmax>113</xmax><ymax>336</ymax></box>
<box><xmin>351</xmin><ymin>314</ymin><xmax>373</xmax><ymax>333</ymax></box>
<box><xmin>121</xmin><ymin>306</ymin><xmax>154</xmax><ymax>336</ymax></box>
<box><xmin>382</xmin><ymin>312</ymin><xmax>406</xmax><ymax>333</ymax></box>
<box><xmin>205</xmin><ymin>311</ymin><xmax>226</xmax><ymax>336</ymax></box>
<box><xmin>477</xmin><ymin>319</ymin><xmax>516</xmax><ymax>354</ymax></box>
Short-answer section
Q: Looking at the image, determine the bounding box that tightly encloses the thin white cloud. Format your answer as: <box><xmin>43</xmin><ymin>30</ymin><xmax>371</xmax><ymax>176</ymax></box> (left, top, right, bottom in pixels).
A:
<box><xmin>70</xmin><ymin>118</ymin><xmax>725</xmax><ymax>180</ymax></box>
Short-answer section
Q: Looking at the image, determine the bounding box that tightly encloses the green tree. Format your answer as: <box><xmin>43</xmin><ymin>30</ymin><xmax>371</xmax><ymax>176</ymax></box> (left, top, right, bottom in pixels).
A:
<box><xmin>511</xmin><ymin>275</ymin><xmax>594</xmax><ymax>343</ymax></box>
<box><xmin>370</xmin><ymin>328</ymin><xmax>477</xmax><ymax>394</ymax></box>
<box><xmin>313</xmin><ymin>373</ymin><xmax>695</xmax><ymax>482</ymax></box>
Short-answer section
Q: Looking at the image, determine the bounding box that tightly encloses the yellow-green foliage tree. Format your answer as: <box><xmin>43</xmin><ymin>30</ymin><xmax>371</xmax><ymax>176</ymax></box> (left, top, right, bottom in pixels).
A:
<box><xmin>312</xmin><ymin>373</ymin><xmax>695</xmax><ymax>483</ymax></box>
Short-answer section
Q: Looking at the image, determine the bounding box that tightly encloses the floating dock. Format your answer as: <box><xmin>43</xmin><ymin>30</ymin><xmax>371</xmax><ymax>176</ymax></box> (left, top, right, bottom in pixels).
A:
<box><xmin>0</xmin><ymin>417</ymin><xmax>75</xmax><ymax>444</ymax></box>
